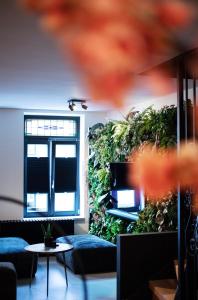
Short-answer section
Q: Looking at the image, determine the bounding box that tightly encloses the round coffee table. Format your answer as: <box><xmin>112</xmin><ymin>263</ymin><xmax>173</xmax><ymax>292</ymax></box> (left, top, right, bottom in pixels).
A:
<box><xmin>25</xmin><ymin>243</ymin><xmax>73</xmax><ymax>297</ymax></box>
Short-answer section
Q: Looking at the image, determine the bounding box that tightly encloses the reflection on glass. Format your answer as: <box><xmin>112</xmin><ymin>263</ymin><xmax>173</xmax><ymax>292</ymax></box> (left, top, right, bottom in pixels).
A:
<box><xmin>27</xmin><ymin>193</ymin><xmax>48</xmax><ymax>212</ymax></box>
<box><xmin>27</xmin><ymin>144</ymin><xmax>48</xmax><ymax>157</ymax></box>
<box><xmin>55</xmin><ymin>145</ymin><xmax>76</xmax><ymax>158</ymax></box>
<box><xmin>55</xmin><ymin>193</ymin><xmax>75</xmax><ymax>211</ymax></box>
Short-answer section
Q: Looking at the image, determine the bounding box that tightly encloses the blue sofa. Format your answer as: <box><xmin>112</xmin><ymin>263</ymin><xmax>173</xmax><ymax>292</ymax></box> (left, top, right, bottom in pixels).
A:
<box><xmin>0</xmin><ymin>237</ymin><xmax>37</xmax><ymax>278</ymax></box>
<box><xmin>56</xmin><ymin>234</ymin><xmax>116</xmax><ymax>274</ymax></box>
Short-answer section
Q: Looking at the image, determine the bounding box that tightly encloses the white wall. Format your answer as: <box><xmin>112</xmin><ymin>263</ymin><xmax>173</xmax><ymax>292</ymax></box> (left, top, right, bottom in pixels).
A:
<box><xmin>0</xmin><ymin>109</ymin><xmax>24</xmax><ymax>219</ymax></box>
<box><xmin>0</xmin><ymin>108</ymin><xmax>107</xmax><ymax>234</ymax></box>
<box><xmin>106</xmin><ymin>92</ymin><xmax>177</xmax><ymax>121</ymax></box>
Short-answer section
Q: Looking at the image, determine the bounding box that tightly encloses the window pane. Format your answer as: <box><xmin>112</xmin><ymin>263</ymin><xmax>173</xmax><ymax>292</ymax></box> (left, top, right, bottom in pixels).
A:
<box><xmin>64</xmin><ymin>120</ymin><xmax>76</xmax><ymax>136</ymax></box>
<box><xmin>57</xmin><ymin>120</ymin><xmax>64</xmax><ymax>136</ymax></box>
<box><xmin>54</xmin><ymin>193</ymin><xmax>75</xmax><ymax>211</ymax></box>
<box><xmin>27</xmin><ymin>144</ymin><xmax>48</xmax><ymax>157</ymax></box>
<box><xmin>27</xmin><ymin>193</ymin><xmax>48</xmax><ymax>213</ymax></box>
<box><xmin>55</xmin><ymin>145</ymin><xmax>76</xmax><ymax>158</ymax></box>
<box><xmin>38</xmin><ymin>119</ymin><xmax>44</xmax><ymax>136</ymax></box>
<box><xmin>25</xmin><ymin>119</ymin><xmax>77</xmax><ymax>137</ymax></box>
<box><xmin>26</xmin><ymin>120</ymin><xmax>32</xmax><ymax>135</ymax></box>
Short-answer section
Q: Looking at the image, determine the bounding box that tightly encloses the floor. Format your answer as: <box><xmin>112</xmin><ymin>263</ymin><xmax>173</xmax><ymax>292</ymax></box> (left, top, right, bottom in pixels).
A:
<box><xmin>17</xmin><ymin>257</ymin><xmax>116</xmax><ymax>300</ymax></box>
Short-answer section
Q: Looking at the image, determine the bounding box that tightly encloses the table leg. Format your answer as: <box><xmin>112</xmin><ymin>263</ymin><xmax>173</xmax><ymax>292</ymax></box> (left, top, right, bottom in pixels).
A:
<box><xmin>62</xmin><ymin>252</ymin><xmax>68</xmax><ymax>287</ymax></box>
<box><xmin>30</xmin><ymin>253</ymin><xmax>35</xmax><ymax>288</ymax></box>
<box><xmin>47</xmin><ymin>255</ymin><xmax>50</xmax><ymax>297</ymax></box>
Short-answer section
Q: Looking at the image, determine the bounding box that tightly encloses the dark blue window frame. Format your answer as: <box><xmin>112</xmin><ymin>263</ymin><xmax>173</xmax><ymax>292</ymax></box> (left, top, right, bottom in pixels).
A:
<box><xmin>24</xmin><ymin>115</ymin><xmax>80</xmax><ymax>218</ymax></box>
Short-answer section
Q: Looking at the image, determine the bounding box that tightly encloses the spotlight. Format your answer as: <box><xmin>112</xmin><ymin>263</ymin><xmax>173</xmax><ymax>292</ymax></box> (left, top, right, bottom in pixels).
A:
<box><xmin>81</xmin><ymin>103</ymin><xmax>88</xmax><ymax>110</ymax></box>
<box><xmin>67</xmin><ymin>99</ymin><xmax>88</xmax><ymax>111</ymax></box>
<box><xmin>68</xmin><ymin>101</ymin><xmax>75</xmax><ymax>111</ymax></box>
<box><xmin>68</xmin><ymin>102</ymin><xmax>73</xmax><ymax>111</ymax></box>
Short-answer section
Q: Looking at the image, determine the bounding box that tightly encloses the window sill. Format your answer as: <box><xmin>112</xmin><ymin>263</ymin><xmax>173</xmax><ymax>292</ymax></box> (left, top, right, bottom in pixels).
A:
<box><xmin>23</xmin><ymin>215</ymin><xmax>85</xmax><ymax>221</ymax></box>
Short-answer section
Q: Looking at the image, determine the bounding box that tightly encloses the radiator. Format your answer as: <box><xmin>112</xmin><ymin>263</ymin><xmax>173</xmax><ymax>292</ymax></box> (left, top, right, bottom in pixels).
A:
<box><xmin>0</xmin><ymin>219</ymin><xmax>74</xmax><ymax>244</ymax></box>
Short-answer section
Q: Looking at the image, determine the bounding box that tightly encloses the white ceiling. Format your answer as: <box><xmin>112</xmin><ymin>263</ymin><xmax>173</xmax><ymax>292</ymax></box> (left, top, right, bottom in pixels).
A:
<box><xmin>0</xmin><ymin>0</ymin><xmax>112</xmax><ymax>111</ymax></box>
<box><xmin>0</xmin><ymin>0</ymin><xmax>197</xmax><ymax>112</ymax></box>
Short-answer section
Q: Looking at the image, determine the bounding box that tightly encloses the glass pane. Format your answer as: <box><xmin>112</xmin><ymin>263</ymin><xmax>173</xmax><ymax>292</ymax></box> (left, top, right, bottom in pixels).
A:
<box><xmin>26</xmin><ymin>120</ymin><xmax>32</xmax><ymax>135</ymax></box>
<box><xmin>25</xmin><ymin>119</ymin><xmax>77</xmax><ymax>137</ymax></box>
<box><xmin>27</xmin><ymin>144</ymin><xmax>48</xmax><ymax>157</ymax></box>
<box><xmin>64</xmin><ymin>120</ymin><xmax>76</xmax><ymax>136</ymax></box>
<box><xmin>51</xmin><ymin>120</ymin><xmax>57</xmax><ymax>136</ymax></box>
<box><xmin>27</xmin><ymin>193</ymin><xmax>48</xmax><ymax>213</ymax></box>
<box><xmin>55</xmin><ymin>145</ymin><xmax>76</xmax><ymax>158</ymax></box>
<box><xmin>57</xmin><ymin>120</ymin><xmax>64</xmax><ymax>136</ymax></box>
<box><xmin>54</xmin><ymin>193</ymin><xmax>75</xmax><ymax>211</ymax></box>
<box><xmin>38</xmin><ymin>119</ymin><xmax>44</xmax><ymax>136</ymax></box>
<box><xmin>44</xmin><ymin>120</ymin><xmax>51</xmax><ymax>136</ymax></box>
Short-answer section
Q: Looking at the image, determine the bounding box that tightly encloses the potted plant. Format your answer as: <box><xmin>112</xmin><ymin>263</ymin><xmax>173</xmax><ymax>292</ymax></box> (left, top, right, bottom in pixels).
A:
<box><xmin>41</xmin><ymin>223</ymin><xmax>54</xmax><ymax>247</ymax></box>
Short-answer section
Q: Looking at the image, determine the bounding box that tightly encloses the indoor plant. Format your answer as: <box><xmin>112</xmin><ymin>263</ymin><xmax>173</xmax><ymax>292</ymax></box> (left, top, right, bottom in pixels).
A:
<box><xmin>41</xmin><ymin>223</ymin><xmax>55</xmax><ymax>247</ymax></box>
<box><xmin>88</xmin><ymin>105</ymin><xmax>177</xmax><ymax>242</ymax></box>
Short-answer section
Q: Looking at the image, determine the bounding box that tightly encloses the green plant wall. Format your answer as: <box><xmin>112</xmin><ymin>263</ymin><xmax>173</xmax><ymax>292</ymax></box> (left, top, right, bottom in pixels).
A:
<box><xmin>88</xmin><ymin>106</ymin><xmax>177</xmax><ymax>243</ymax></box>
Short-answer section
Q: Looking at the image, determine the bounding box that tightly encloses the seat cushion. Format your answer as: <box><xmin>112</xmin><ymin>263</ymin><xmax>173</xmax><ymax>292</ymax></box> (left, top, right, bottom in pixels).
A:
<box><xmin>0</xmin><ymin>237</ymin><xmax>37</xmax><ymax>278</ymax></box>
<box><xmin>56</xmin><ymin>234</ymin><xmax>116</xmax><ymax>274</ymax></box>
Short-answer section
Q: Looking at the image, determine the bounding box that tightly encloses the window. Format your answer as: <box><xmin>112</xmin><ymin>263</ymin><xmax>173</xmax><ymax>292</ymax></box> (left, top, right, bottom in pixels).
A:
<box><xmin>24</xmin><ymin>115</ymin><xmax>80</xmax><ymax>217</ymax></box>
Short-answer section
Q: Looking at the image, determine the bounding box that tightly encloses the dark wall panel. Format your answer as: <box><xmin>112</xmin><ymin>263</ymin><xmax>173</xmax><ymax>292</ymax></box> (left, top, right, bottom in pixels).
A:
<box><xmin>117</xmin><ymin>232</ymin><xmax>177</xmax><ymax>300</ymax></box>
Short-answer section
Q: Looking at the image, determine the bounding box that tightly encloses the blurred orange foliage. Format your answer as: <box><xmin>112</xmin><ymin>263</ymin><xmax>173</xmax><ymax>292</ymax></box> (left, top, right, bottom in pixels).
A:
<box><xmin>20</xmin><ymin>0</ymin><xmax>195</xmax><ymax>106</ymax></box>
<box><xmin>129</xmin><ymin>144</ymin><xmax>177</xmax><ymax>199</ymax></box>
<box><xmin>129</xmin><ymin>142</ymin><xmax>198</xmax><ymax>212</ymax></box>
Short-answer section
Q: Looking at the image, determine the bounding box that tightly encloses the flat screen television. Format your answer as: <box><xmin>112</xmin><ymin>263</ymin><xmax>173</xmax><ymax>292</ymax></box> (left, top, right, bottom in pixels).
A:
<box><xmin>109</xmin><ymin>162</ymin><xmax>144</xmax><ymax>212</ymax></box>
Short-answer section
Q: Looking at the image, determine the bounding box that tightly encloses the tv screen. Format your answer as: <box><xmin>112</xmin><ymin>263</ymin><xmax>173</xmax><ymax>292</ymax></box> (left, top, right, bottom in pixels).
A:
<box><xmin>110</xmin><ymin>162</ymin><xmax>133</xmax><ymax>190</ymax></box>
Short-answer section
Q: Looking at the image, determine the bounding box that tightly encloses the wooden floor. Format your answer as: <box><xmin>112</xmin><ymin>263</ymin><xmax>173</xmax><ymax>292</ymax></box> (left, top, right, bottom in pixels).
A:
<box><xmin>17</xmin><ymin>257</ymin><xmax>116</xmax><ymax>300</ymax></box>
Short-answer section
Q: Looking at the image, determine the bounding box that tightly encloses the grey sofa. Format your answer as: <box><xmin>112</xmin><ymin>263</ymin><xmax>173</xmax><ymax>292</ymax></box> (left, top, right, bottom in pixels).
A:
<box><xmin>0</xmin><ymin>262</ymin><xmax>16</xmax><ymax>300</ymax></box>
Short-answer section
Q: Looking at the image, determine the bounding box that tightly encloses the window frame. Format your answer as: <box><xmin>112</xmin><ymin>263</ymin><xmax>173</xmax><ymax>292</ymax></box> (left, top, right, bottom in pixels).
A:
<box><xmin>24</xmin><ymin>115</ymin><xmax>80</xmax><ymax>218</ymax></box>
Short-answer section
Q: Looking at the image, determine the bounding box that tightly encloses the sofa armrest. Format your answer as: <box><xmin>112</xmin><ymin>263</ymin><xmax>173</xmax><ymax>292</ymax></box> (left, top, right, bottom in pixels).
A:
<box><xmin>0</xmin><ymin>262</ymin><xmax>17</xmax><ymax>300</ymax></box>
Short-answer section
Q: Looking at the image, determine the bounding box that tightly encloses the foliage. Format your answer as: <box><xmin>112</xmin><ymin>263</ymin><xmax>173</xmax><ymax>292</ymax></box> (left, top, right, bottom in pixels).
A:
<box><xmin>41</xmin><ymin>223</ymin><xmax>53</xmax><ymax>238</ymax></box>
<box><xmin>89</xmin><ymin>215</ymin><xmax>129</xmax><ymax>244</ymax></box>
<box><xmin>88</xmin><ymin>105</ymin><xmax>177</xmax><ymax>242</ymax></box>
<box><xmin>128</xmin><ymin>193</ymin><xmax>177</xmax><ymax>234</ymax></box>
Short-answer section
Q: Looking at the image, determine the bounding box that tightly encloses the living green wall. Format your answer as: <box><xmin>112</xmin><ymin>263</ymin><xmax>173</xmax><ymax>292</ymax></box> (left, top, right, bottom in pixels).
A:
<box><xmin>88</xmin><ymin>106</ymin><xmax>177</xmax><ymax>243</ymax></box>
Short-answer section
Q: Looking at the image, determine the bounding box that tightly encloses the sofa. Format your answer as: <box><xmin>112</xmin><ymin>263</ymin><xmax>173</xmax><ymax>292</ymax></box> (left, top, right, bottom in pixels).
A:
<box><xmin>0</xmin><ymin>237</ymin><xmax>37</xmax><ymax>278</ymax></box>
<box><xmin>56</xmin><ymin>234</ymin><xmax>116</xmax><ymax>274</ymax></box>
<box><xmin>0</xmin><ymin>262</ymin><xmax>16</xmax><ymax>300</ymax></box>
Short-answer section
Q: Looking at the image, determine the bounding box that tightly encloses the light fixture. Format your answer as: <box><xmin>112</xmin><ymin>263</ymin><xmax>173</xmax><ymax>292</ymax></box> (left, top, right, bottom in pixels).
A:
<box><xmin>68</xmin><ymin>101</ymin><xmax>75</xmax><ymax>111</ymax></box>
<box><xmin>67</xmin><ymin>99</ymin><xmax>88</xmax><ymax>111</ymax></box>
<box><xmin>81</xmin><ymin>102</ymin><xmax>88</xmax><ymax>110</ymax></box>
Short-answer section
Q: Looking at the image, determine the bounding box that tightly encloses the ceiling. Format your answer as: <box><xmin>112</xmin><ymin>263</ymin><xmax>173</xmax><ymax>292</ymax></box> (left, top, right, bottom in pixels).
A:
<box><xmin>0</xmin><ymin>0</ymin><xmax>197</xmax><ymax>112</ymax></box>
<box><xmin>0</xmin><ymin>0</ymin><xmax>111</xmax><ymax>111</ymax></box>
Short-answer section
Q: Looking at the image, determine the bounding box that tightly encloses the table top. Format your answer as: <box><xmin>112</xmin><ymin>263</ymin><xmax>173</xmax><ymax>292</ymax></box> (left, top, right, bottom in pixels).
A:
<box><xmin>25</xmin><ymin>243</ymin><xmax>73</xmax><ymax>254</ymax></box>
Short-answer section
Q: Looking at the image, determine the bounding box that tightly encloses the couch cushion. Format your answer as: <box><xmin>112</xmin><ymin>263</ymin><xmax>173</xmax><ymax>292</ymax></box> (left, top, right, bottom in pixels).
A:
<box><xmin>0</xmin><ymin>237</ymin><xmax>28</xmax><ymax>254</ymax></box>
<box><xmin>56</xmin><ymin>234</ymin><xmax>116</xmax><ymax>274</ymax></box>
<box><xmin>0</xmin><ymin>237</ymin><xmax>37</xmax><ymax>278</ymax></box>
